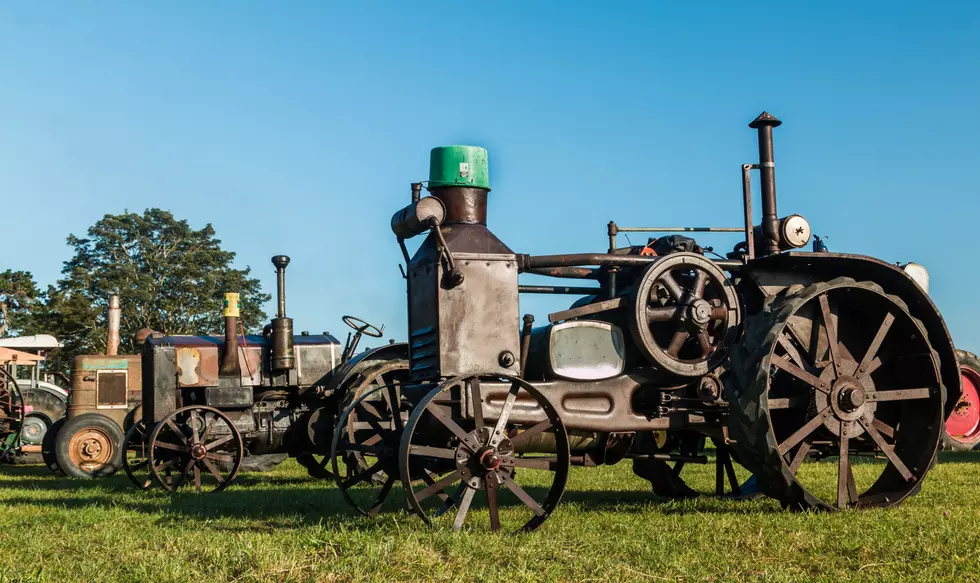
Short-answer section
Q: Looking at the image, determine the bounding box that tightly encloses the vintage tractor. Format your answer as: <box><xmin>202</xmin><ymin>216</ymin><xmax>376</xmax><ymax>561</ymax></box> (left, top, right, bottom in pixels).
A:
<box><xmin>127</xmin><ymin>255</ymin><xmax>406</xmax><ymax>492</ymax></box>
<box><xmin>944</xmin><ymin>350</ymin><xmax>980</xmax><ymax>450</ymax></box>
<box><xmin>328</xmin><ymin>112</ymin><xmax>960</xmax><ymax>532</ymax></box>
<box><xmin>0</xmin><ymin>335</ymin><xmax>66</xmax><ymax>462</ymax></box>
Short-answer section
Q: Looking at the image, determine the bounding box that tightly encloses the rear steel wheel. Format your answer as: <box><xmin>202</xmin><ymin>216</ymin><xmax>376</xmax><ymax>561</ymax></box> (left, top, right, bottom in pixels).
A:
<box><xmin>399</xmin><ymin>374</ymin><xmax>570</xmax><ymax>533</ymax></box>
<box><xmin>630</xmin><ymin>253</ymin><xmax>740</xmax><ymax>377</ymax></box>
<box><xmin>148</xmin><ymin>406</ymin><xmax>244</xmax><ymax>493</ymax></box>
<box><xmin>943</xmin><ymin>350</ymin><xmax>980</xmax><ymax>451</ymax></box>
<box><xmin>728</xmin><ymin>278</ymin><xmax>944</xmax><ymax>510</ymax></box>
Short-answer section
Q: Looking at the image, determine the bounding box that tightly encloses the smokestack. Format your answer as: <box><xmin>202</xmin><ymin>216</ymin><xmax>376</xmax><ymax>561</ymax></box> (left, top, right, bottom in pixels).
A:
<box><xmin>270</xmin><ymin>256</ymin><xmax>295</xmax><ymax>371</ymax></box>
<box><xmin>219</xmin><ymin>292</ymin><xmax>241</xmax><ymax>376</ymax></box>
<box><xmin>749</xmin><ymin>112</ymin><xmax>782</xmax><ymax>256</ymax></box>
<box><xmin>107</xmin><ymin>295</ymin><xmax>121</xmax><ymax>356</ymax></box>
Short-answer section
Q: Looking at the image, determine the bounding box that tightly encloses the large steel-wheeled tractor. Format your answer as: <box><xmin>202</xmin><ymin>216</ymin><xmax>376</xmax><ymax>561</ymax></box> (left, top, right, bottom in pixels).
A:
<box><xmin>328</xmin><ymin>112</ymin><xmax>961</xmax><ymax>532</ymax></box>
<box><xmin>127</xmin><ymin>255</ymin><xmax>406</xmax><ymax>492</ymax></box>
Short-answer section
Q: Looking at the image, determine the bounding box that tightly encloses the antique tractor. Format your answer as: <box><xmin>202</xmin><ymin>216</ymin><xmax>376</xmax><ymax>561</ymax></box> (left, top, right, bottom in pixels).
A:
<box><xmin>328</xmin><ymin>112</ymin><xmax>960</xmax><ymax>532</ymax></box>
<box><xmin>126</xmin><ymin>255</ymin><xmax>406</xmax><ymax>492</ymax></box>
<box><xmin>0</xmin><ymin>335</ymin><xmax>65</xmax><ymax>462</ymax></box>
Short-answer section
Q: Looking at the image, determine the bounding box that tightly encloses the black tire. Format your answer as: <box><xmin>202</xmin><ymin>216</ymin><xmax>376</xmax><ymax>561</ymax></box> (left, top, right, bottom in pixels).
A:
<box><xmin>19</xmin><ymin>388</ymin><xmax>67</xmax><ymax>446</ymax></box>
<box><xmin>943</xmin><ymin>350</ymin><xmax>980</xmax><ymax>451</ymax></box>
<box><xmin>41</xmin><ymin>417</ymin><xmax>65</xmax><ymax>474</ymax></box>
<box><xmin>54</xmin><ymin>413</ymin><xmax>125</xmax><ymax>479</ymax></box>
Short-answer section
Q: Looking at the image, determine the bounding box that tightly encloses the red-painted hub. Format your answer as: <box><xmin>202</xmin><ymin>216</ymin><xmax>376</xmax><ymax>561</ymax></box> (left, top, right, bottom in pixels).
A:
<box><xmin>946</xmin><ymin>366</ymin><xmax>980</xmax><ymax>443</ymax></box>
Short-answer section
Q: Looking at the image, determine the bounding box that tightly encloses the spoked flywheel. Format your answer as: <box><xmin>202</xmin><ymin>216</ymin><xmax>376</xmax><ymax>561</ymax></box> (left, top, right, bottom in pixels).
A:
<box><xmin>630</xmin><ymin>252</ymin><xmax>741</xmax><ymax>377</ymax></box>
<box><xmin>0</xmin><ymin>368</ymin><xmax>24</xmax><ymax>457</ymax></box>
<box><xmin>728</xmin><ymin>277</ymin><xmax>945</xmax><ymax>510</ymax></box>
<box><xmin>399</xmin><ymin>374</ymin><xmax>570</xmax><ymax>533</ymax></box>
<box><xmin>148</xmin><ymin>406</ymin><xmax>244</xmax><ymax>493</ymax></box>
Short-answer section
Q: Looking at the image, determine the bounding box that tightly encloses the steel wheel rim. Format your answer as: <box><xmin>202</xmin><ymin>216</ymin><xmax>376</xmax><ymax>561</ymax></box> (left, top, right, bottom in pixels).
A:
<box><xmin>67</xmin><ymin>427</ymin><xmax>114</xmax><ymax>471</ymax></box>
<box><xmin>123</xmin><ymin>421</ymin><xmax>153</xmax><ymax>490</ymax></box>
<box><xmin>148</xmin><ymin>406</ymin><xmax>244</xmax><ymax>494</ymax></box>
<box><xmin>0</xmin><ymin>369</ymin><xmax>23</xmax><ymax>453</ymax></box>
<box><xmin>946</xmin><ymin>366</ymin><xmax>980</xmax><ymax>443</ymax></box>
<box><xmin>761</xmin><ymin>284</ymin><xmax>942</xmax><ymax>509</ymax></box>
<box><xmin>398</xmin><ymin>374</ymin><xmax>570</xmax><ymax>533</ymax></box>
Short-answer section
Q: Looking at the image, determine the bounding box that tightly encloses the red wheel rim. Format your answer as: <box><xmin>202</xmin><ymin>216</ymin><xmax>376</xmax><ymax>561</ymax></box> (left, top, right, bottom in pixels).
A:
<box><xmin>946</xmin><ymin>366</ymin><xmax>980</xmax><ymax>443</ymax></box>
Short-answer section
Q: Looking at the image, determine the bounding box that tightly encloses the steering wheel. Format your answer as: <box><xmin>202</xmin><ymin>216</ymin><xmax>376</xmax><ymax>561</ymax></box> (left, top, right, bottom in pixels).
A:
<box><xmin>343</xmin><ymin>315</ymin><xmax>383</xmax><ymax>338</ymax></box>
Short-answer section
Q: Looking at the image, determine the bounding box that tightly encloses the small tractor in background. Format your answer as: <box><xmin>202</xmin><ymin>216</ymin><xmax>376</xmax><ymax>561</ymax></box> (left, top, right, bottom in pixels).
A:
<box><xmin>945</xmin><ymin>350</ymin><xmax>980</xmax><ymax>450</ymax></box>
<box><xmin>0</xmin><ymin>334</ymin><xmax>68</xmax><ymax>462</ymax></box>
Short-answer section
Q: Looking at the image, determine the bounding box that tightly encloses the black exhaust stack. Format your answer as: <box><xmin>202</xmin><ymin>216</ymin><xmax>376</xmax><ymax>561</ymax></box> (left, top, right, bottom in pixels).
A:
<box><xmin>749</xmin><ymin>112</ymin><xmax>782</xmax><ymax>257</ymax></box>
<box><xmin>270</xmin><ymin>255</ymin><xmax>295</xmax><ymax>371</ymax></box>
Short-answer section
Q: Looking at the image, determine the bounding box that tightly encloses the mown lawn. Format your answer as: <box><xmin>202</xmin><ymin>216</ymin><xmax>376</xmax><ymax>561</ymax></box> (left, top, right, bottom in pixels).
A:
<box><xmin>0</xmin><ymin>451</ymin><xmax>978</xmax><ymax>583</ymax></box>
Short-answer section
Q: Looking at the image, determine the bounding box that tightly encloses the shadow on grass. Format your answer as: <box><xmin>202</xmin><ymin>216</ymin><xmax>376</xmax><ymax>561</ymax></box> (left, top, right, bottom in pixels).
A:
<box><xmin>938</xmin><ymin>450</ymin><xmax>980</xmax><ymax>464</ymax></box>
<box><xmin>0</xmin><ymin>463</ymin><xmax>780</xmax><ymax>529</ymax></box>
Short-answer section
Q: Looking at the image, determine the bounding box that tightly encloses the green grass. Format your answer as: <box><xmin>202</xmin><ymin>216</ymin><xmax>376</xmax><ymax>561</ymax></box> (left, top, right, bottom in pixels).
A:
<box><xmin>1</xmin><ymin>452</ymin><xmax>979</xmax><ymax>583</ymax></box>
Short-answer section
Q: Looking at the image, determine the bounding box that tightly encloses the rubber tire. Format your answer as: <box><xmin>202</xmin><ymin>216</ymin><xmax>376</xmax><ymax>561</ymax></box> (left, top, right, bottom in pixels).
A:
<box><xmin>943</xmin><ymin>350</ymin><xmax>980</xmax><ymax>451</ymax></box>
<box><xmin>41</xmin><ymin>418</ymin><xmax>65</xmax><ymax>475</ymax></box>
<box><xmin>54</xmin><ymin>413</ymin><xmax>125</xmax><ymax>479</ymax></box>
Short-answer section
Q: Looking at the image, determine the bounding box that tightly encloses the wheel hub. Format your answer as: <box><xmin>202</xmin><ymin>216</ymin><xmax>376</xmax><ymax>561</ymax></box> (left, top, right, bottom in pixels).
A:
<box><xmin>947</xmin><ymin>365</ymin><xmax>980</xmax><ymax>440</ymax></box>
<box><xmin>456</xmin><ymin>427</ymin><xmax>514</xmax><ymax>488</ymax></box>
<box><xmin>837</xmin><ymin>385</ymin><xmax>866</xmax><ymax>412</ymax></box>
<box><xmin>190</xmin><ymin>443</ymin><xmax>207</xmax><ymax>460</ymax></box>
<box><xmin>81</xmin><ymin>438</ymin><xmax>104</xmax><ymax>458</ymax></box>
<box><xmin>816</xmin><ymin>359</ymin><xmax>878</xmax><ymax>434</ymax></box>
<box><xmin>689</xmin><ymin>299</ymin><xmax>712</xmax><ymax>327</ymax></box>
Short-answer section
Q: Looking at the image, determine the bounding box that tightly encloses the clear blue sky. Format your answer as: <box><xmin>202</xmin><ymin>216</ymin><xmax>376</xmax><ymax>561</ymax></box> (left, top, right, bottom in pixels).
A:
<box><xmin>1</xmin><ymin>2</ymin><xmax>978</xmax><ymax>349</ymax></box>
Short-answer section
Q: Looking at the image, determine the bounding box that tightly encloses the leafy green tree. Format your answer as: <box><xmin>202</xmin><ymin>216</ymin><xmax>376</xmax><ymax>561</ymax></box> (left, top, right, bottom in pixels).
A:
<box><xmin>41</xmin><ymin>208</ymin><xmax>269</xmax><ymax>360</ymax></box>
<box><xmin>0</xmin><ymin>270</ymin><xmax>41</xmax><ymax>337</ymax></box>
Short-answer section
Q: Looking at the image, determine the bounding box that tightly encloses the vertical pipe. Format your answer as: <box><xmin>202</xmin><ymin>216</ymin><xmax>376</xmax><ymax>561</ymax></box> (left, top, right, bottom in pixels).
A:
<box><xmin>219</xmin><ymin>292</ymin><xmax>241</xmax><ymax>376</ymax></box>
<box><xmin>741</xmin><ymin>164</ymin><xmax>756</xmax><ymax>262</ymax></box>
<box><xmin>520</xmin><ymin>314</ymin><xmax>534</xmax><ymax>375</ymax></box>
<box><xmin>270</xmin><ymin>256</ymin><xmax>295</xmax><ymax>371</ymax></box>
<box><xmin>749</xmin><ymin>112</ymin><xmax>782</xmax><ymax>256</ymax></box>
<box><xmin>106</xmin><ymin>295</ymin><xmax>121</xmax><ymax>356</ymax></box>
<box><xmin>606</xmin><ymin>221</ymin><xmax>618</xmax><ymax>299</ymax></box>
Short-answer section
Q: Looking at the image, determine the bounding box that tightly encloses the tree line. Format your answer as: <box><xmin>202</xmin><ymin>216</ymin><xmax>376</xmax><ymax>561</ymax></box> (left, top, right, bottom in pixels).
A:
<box><xmin>1</xmin><ymin>209</ymin><xmax>269</xmax><ymax>369</ymax></box>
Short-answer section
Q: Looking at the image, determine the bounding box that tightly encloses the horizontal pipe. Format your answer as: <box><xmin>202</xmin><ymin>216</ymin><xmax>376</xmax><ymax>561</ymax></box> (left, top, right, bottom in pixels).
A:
<box><xmin>626</xmin><ymin>453</ymin><xmax>709</xmax><ymax>464</ymax></box>
<box><xmin>522</xmin><ymin>253</ymin><xmax>742</xmax><ymax>272</ymax></box>
<box><xmin>524</xmin><ymin>266</ymin><xmax>601</xmax><ymax>279</ymax></box>
<box><xmin>615</xmin><ymin>227</ymin><xmax>745</xmax><ymax>233</ymax></box>
<box><xmin>519</xmin><ymin>285</ymin><xmax>600</xmax><ymax>295</ymax></box>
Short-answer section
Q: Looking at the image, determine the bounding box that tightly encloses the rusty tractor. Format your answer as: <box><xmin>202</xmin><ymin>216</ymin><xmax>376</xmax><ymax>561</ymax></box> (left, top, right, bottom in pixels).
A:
<box><xmin>0</xmin><ymin>334</ymin><xmax>67</xmax><ymax>464</ymax></box>
<box><xmin>126</xmin><ymin>255</ymin><xmax>406</xmax><ymax>492</ymax></box>
<box><xmin>325</xmin><ymin>112</ymin><xmax>961</xmax><ymax>532</ymax></box>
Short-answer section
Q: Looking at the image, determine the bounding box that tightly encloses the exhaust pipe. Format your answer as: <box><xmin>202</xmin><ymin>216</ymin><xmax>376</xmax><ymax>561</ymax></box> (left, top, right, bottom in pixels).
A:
<box><xmin>106</xmin><ymin>295</ymin><xmax>121</xmax><ymax>356</ymax></box>
<box><xmin>219</xmin><ymin>292</ymin><xmax>241</xmax><ymax>376</ymax></box>
<box><xmin>749</xmin><ymin>112</ymin><xmax>782</xmax><ymax>256</ymax></box>
<box><xmin>270</xmin><ymin>256</ymin><xmax>294</xmax><ymax>371</ymax></box>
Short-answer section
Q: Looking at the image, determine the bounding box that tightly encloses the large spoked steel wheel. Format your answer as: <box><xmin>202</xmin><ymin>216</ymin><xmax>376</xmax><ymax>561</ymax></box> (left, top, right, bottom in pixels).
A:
<box><xmin>399</xmin><ymin>374</ymin><xmax>570</xmax><ymax>533</ymax></box>
<box><xmin>630</xmin><ymin>253</ymin><xmax>740</xmax><ymax>377</ymax></box>
<box><xmin>729</xmin><ymin>278</ymin><xmax>945</xmax><ymax>510</ymax></box>
<box><xmin>331</xmin><ymin>382</ymin><xmax>409</xmax><ymax>516</ymax></box>
<box><xmin>148</xmin><ymin>406</ymin><xmax>244</xmax><ymax>493</ymax></box>
<box><xmin>0</xmin><ymin>369</ymin><xmax>24</xmax><ymax>456</ymax></box>
<box><xmin>944</xmin><ymin>350</ymin><xmax>980</xmax><ymax>451</ymax></box>
<box><xmin>123</xmin><ymin>420</ymin><xmax>153</xmax><ymax>490</ymax></box>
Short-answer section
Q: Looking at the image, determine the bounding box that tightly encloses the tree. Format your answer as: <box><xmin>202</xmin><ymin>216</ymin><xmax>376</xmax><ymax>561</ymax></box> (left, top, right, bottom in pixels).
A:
<box><xmin>0</xmin><ymin>270</ymin><xmax>41</xmax><ymax>337</ymax></box>
<box><xmin>42</xmin><ymin>208</ymin><xmax>270</xmax><ymax>360</ymax></box>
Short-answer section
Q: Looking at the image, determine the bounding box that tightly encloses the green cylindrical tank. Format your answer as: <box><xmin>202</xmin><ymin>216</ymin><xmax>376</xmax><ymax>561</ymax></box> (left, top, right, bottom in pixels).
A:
<box><xmin>428</xmin><ymin>145</ymin><xmax>490</xmax><ymax>190</ymax></box>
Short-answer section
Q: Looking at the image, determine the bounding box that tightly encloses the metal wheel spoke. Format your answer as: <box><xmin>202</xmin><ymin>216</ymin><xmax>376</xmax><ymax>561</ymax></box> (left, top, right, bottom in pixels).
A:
<box><xmin>415</xmin><ymin>470</ymin><xmax>462</xmax><ymax>503</ymax></box>
<box><xmin>769</xmin><ymin>396</ymin><xmax>809</xmax><ymax>409</ymax></box>
<box><xmin>424</xmin><ymin>402</ymin><xmax>475</xmax><ymax>448</ymax></box>
<box><xmin>859</xmin><ymin>418</ymin><xmax>914</xmax><ymax>481</ymax></box>
<box><xmin>386</xmin><ymin>386</ymin><xmax>403</xmax><ymax>431</ymax></box>
<box><xmin>201</xmin><ymin>457</ymin><xmax>226</xmax><ymax>484</ymax></box>
<box><xmin>871</xmin><ymin>388</ymin><xmax>931</xmax><ymax>402</ymax></box>
<box><xmin>771</xmin><ymin>356</ymin><xmax>830</xmax><ymax>393</ymax></box>
<box><xmin>691</xmin><ymin>271</ymin><xmax>708</xmax><ymax>299</ymax></box>
<box><xmin>871</xmin><ymin>418</ymin><xmax>896</xmax><ymax>440</ymax></box>
<box><xmin>818</xmin><ymin>294</ymin><xmax>843</xmax><ymax>378</ymax></box>
<box><xmin>469</xmin><ymin>378</ymin><xmax>484</xmax><ymax>428</ymax></box>
<box><xmin>511</xmin><ymin>456</ymin><xmax>560</xmax><ymax>471</ymax></box>
<box><xmin>491</xmin><ymin>383</ymin><xmax>522</xmax><ymax>445</ymax></box>
<box><xmin>710</xmin><ymin>306</ymin><xmax>729</xmax><ymax>321</ymax></box>
<box><xmin>696</xmin><ymin>331</ymin><xmax>713</xmax><ymax>356</ymax></box>
<box><xmin>509</xmin><ymin>420</ymin><xmax>554</xmax><ymax>450</ymax></box>
<box><xmin>452</xmin><ymin>486</ymin><xmax>476</xmax><ymax>530</ymax></box>
<box><xmin>342</xmin><ymin>460</ymin><xmax>383</xmax><ymax>488</ymax></box>
<box><xmin>648</xmin><ymin>306</ymin><xmax>680</xmax><ymax>322</ymax></box>
<box><xmin>200</xmin><ymin>417</ymin><xmax>217</xmax><ymax>443</ymax></box>
<box><xmin>204</xmin><ymin>452</ymin><xmax>234</xmax><ymax>463</ymax></box>
<box><xmin>856</xmin><ymin>312</ymin><xmax>895</xmax><ymax>379</ymax></box>
<box><xmin>667</xmin><ymin>330</ymin><xmax>689</xmax><ymax>356</ymax></box>
<box><xmin>357</xmin><ymin>401</ymin><xmax>384</xmax><ymax>421</ymax></box>
<box><xmin>189</xmin><ymin>410</ymin><xmax>201</xmax><ymax>444</ymax></box>
<box><xmin>660</xmin><ymin>271</ymin><xmax>684</xmax><ymax>300</ymax></box>
<box><xmin>369</xmin><ymin>476</ymin><xmax>397</xmax><ymax>517</ymax></box>
<box><xmin>174</xmin><ymin>459</ymin><xmax>195</xmax><ymax>489</ymax></box>
<box><xmin>345</xmin><ymin>443</ymin><xmax>386</xmax><ymax>456</ymax></box>
<box><xmin>487</xmin><ymin>479</ymin><xmax>501</xmax><ymax>532</ymax></box>
<box><xmin>203</xmin><ymin>434</ymin><xmax>235</xmax><ymax>450</ymax></box>
<box><xmin>194</xmin><ymin>465</ymin><xmax>202</xmax><ymax>493</ymax></box>
<box><xmin>154</xmin><ymin>440</ymin><xmax>188</xmax><ymax>453</ymax></box>
<box><xmin>165</xmin><ymin>419</ymin><xmax>188</xmax><ymax>444</ymax></box>
<box><xmin>504</xmin><ymin>476</ymin><xmax>546</xmax><ymax>516</ymax></box>
<box><xmin>837</xmin><ymin>425</ymin><xmax>850</xmax><ymax>509</ymax></box>
<box><xmin>777</xmin><ymin>408</ymin><xmax>832</xmax><ymax>456</ymax></box>
<box><xmin>778</xmin><ymin>334</ymin><xmax>807</xmax><ymax>369</ymax></box>
<box><xmin>787</xmin><ymin>439</ymin><xmax>812</xmax><ymax>475</ymax></box>
<box><xmin>408</xmin><ymin>444</ymin><xmax>457</xmax><ymax>460</ymax></box>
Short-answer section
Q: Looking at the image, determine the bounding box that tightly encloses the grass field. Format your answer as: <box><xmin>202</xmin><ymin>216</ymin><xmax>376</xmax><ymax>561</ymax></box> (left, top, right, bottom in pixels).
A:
<box><xmin>1</xmin><ymin>451</ymin><xmax>978</xmax><ymax>583</ymax></box>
